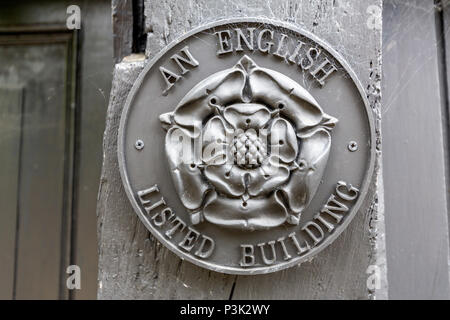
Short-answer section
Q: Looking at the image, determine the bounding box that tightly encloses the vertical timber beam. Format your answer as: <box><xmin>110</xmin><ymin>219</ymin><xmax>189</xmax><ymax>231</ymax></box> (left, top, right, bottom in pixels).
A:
<box><xmin>98</xmin><ymin>0</ymin><xmax>385</xmax><ymax>299</ymax></box>
<box><xmin>112</xmin><ymin>0</ymin><xmax>133</xmax><ymax>63</ymax></box>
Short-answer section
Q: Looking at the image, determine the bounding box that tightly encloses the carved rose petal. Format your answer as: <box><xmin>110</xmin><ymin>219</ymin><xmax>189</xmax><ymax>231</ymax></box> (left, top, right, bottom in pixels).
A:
<box><xmin>204</xmin><ymin>163</ymin><xmax>246</xmax><ymax>197</ymax></box>
<box><xmin>203</xmin><ymin>191</ymin><xmax>288</xmax><ymax>230</ymax></box>
<box><xmin>247</xmin><ymin>158</ymin><xmax>290</xmax><ymax>196</ymax></box>
<box><xmin>202</xmin><ymin>116</ymin><xmax>232</xmax><ymax>165</ymax></box>
<box><xmin>281</xmin><ymin>128</ymin><xmax>331</xmax><ymax>214</ymax></box>
<box><xmin>171</xmin><ymin>68</ymin><xmax>246</xmax><ymax>134</ymax></box>
<box><xmin>270</xmin><ymin>117</ymin><xmax>299</xmax><ymax>163</ymax></box>
<box><xmin>223</xmin><ymin>103</ymin><xmax>271</xmax><ymax>130</ymax></box>
<box><xmin>165</xmin><ymin>127</ymin><xmax>210</xmax><ymax>210</ymax></box>
<box><xmin>248</xmin><ymin>67</ymin><xmax>337</xmax><ymax>134</ymax></box>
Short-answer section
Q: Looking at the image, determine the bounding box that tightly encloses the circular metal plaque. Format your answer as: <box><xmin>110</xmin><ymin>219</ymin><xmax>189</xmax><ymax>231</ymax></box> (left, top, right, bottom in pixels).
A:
<box><xmin>118</xmin><ymin>19</ymin><xmax>375</xmax><ymax>274</ymax></box>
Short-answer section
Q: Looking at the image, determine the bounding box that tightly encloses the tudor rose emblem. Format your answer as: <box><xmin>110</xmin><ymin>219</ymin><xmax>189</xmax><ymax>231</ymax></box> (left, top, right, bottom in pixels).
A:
<box><xmin>118</xmin><ymin>19</ymin><xmax>375</xmax><ymax>274</ymax></box>
<box><xmin>159</xmin><ymin>55</ymin><xmax>337</xmax><ymax>231</ymax></box>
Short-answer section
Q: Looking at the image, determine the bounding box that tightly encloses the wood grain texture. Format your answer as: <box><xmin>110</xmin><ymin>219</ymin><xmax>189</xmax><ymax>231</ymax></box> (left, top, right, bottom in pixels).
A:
<box><xmin>0</xmin><ymin>88</ymin><xmax>22</xmax><ymax>299</ymax></box>
<box><xmin>97</xmin><ymin>58</ymin><xmax>236</xmax><ymax>299</ymax></box>
<box><xmin>444</xmin><ymin>2</ymin><xmax>450</xmax><ymax>123</ymax></box>
<box><xmin>98</xmin><ymin>0</ymin><xmax>384</xmax><ymax>299</ymax></box>
<box><xmin>444</xmin><ymin>1</ymin><xmax>450</xmax><ymax>243</ymax></box>
<box><xmin>440</xmin><ymin>0</ymin><xmax>450</xmax><ymax>261</ymax></box>
<box><xmin>443</xmin><ymin>0</ymin><xmax>450</xmax><ymax>216</ymax></box>
<box><xmin>382</xmin><ymin>0</ymin><xmax>450</xmax><ymax>299</ymax></box>
<box><xmin>112</xmin><ymin>0</ymin><xmax>133</xmax><ymax>63</ymax></box>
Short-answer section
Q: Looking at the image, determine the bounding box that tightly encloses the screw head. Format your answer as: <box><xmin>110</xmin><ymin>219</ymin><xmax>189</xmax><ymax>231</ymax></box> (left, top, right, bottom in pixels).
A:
<box><xmin>348</xmin><ymin>141</ymin><xmax>358</xmax><ymax>152</ymax></box>
<box><xmin>135</xmin><ymin>139</ymin><xmax>144</xmax><ymax>150</ymax></box>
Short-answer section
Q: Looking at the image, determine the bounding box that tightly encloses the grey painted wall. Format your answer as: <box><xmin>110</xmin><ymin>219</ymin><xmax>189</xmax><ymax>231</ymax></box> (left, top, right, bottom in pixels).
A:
<box><xmin>382</xmin><ymin>0</ymin><xmax>450</xmax><ymax>299</ymax></box>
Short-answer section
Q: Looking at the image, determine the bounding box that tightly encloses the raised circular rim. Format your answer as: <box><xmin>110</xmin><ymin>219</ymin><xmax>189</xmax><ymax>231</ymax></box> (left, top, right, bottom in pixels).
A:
<box><xmin>118</xmin><ymin>17</ymin><xmax>376</xmax><ymax>275</ymax></box>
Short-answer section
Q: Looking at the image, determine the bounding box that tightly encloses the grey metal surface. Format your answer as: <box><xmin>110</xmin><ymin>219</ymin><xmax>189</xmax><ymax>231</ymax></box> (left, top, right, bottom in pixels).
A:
<box><xmin>98</xmin><ymin>0</ymin><xmax>383</xmax><ymax>299</ymax></box>
<box><xmin>382</xmin><ymin>0</ymin><xmax>450</xmax><ymax>299</ymax></box>
<box><xmin>118</xmin><ymin>19</ymin><xmax>375</xmax><ymax>275</ymax></box>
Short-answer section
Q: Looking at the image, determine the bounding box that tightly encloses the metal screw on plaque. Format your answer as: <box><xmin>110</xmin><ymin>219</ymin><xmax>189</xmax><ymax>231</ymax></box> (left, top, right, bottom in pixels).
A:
<box><xmin>117</xmin><ymin>19</ymin><xmax>375</xmax><ymax>275</ymax></box>
<box><xmin>135</xmin><ymin>139</ymin><xmax>144</xmax><ymax>150</ymax></box>
<box><xmin>348</xmin><ymin>141</ymin><xmax>358</xmax><ymax>152</ymax></box>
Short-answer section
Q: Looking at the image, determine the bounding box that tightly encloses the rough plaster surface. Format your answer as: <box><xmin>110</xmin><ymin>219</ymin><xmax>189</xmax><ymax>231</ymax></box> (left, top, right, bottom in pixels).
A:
<box><xmin>98</xmin><ymin>0</ymin><xmax>385</xmax><ymax>299</ymax></box>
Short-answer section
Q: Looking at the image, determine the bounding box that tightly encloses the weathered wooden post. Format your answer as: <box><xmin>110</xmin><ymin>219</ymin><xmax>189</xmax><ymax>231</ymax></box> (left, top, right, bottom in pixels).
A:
<box><xmin>98</xmin><ymin>0</ymin><xmax>385</xmax><ymax>299</ymax></box>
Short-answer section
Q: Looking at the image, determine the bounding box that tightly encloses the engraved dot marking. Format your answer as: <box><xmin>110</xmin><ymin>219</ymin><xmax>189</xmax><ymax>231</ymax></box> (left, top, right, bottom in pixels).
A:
<box><xmin>135</xmin><ymin>139</ymin><xmax>144</xmax><ymax>150</ymax></box>
<box><xmin>348</xmin><ymin>141</ymin><xmax>358</xmax><ymax>152</ymax></box>
<box><xmin>278</xmin><ymin>102</ymin><xmax>285</xmax><ymax>109</ymax></box>
<box><xmin>298</xmin><ymin>160</ymin><xmax>307</xmax><ymax>170</ymax></box>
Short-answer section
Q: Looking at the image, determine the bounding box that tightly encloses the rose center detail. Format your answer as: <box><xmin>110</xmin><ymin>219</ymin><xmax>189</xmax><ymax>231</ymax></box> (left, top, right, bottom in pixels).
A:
<box><xmin>231</xmin><ymin>130</ymin><xmax>268</xmax><ymax>168</ymax></box>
